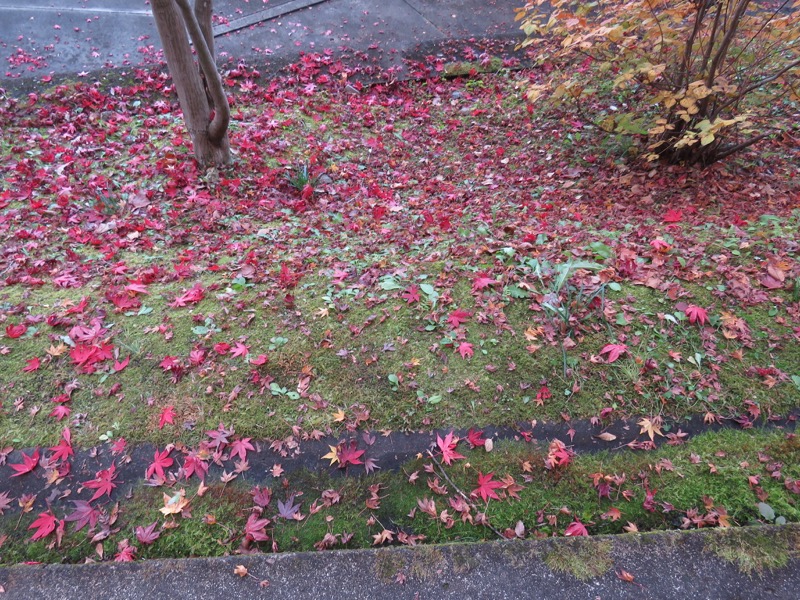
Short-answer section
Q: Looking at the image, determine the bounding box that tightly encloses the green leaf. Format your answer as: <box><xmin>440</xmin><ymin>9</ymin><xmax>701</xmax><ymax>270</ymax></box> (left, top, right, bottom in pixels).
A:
<box><xmin>504</xmin><ymin>284</ymin><xmax>530</xmax><ymax>299</ymax></box>
<box><xmin>589</xmin><ymin>242</ymin><xmax>614</xmax><ymax>260</ymax></box>
<box><xmin>757</xmin><ymin>502</ymin><xmax>775</xmax><ymax>521</ymax></box>
<box><xmin>379</xmin><ymin>277</ymin><xmax>402</xmax><ymax>291</ymax></box>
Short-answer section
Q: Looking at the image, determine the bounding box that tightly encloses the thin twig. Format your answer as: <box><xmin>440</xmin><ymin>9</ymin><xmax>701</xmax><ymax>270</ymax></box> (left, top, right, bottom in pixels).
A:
<box><xmin>428</xmin><ymin>453</ymin><xmax>506</xmax><ymax>540</ymax></box>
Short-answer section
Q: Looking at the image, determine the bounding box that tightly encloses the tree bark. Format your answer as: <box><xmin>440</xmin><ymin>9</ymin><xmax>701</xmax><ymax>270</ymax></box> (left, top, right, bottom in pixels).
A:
<box><xmin>150</xmin><ymin>0</ymin><xmax>231</xmax><ymax>167</ymax></box>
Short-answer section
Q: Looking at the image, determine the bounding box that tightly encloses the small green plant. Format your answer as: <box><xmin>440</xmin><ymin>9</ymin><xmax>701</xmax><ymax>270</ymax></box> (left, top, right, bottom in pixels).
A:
<box><xmin>285</xmin><ymin>163</ymin><xmax>318</xmax><ymax>191</ymax></box>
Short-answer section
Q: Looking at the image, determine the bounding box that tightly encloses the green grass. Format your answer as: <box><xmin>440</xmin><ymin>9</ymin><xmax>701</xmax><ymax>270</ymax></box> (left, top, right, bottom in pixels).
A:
<box><xmin>2</xmin><ymin>428</ymin><xmax>797</xmax><ymax>565</ymax></box>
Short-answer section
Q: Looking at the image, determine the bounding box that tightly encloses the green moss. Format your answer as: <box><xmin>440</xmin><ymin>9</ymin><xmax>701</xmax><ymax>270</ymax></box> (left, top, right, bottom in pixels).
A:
<box><xmin>704</xmin><ymin>526</ymin><xmax>797</xmax><ymax>576</ymax></box>
<box><xmin>374</xmin><ymin>549</ymin><xmax>408</xmax><ymax>583</ymax></box>
<box><xmin>543</xmin><ymin>538</ymin><xmax>613</xmax><ymax>581</ymax></box>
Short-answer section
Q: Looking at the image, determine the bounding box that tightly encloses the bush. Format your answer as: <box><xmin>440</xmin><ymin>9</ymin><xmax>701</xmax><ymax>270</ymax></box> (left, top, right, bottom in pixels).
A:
<box><xmin>516</xmin><ymin>0</ymin><xmax>800</xmax><ymax>165</ymax></box>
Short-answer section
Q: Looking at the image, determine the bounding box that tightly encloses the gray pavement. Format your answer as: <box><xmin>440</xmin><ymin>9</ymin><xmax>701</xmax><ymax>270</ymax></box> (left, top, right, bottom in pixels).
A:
<box><xmin>1</xmin><ymin>525</ymin><xmax>799</xmax><ymax>599</ymax></box>
<box><xmin>0</xmin><ymin>0</ymin><xmax>524</xmax><ymax>90</ymax></box>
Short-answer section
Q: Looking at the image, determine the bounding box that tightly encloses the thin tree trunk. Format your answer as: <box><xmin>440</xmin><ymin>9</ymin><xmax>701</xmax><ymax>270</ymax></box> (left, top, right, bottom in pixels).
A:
<box><xmin>150</xmin><ymin>0</ymin><xmax>231</xmax><ymax>167</ymax></box>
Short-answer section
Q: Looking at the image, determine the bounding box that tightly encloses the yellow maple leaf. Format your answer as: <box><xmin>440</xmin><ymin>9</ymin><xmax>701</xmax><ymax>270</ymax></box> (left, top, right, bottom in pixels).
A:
<box><xmin>46</xmin><ymin>343</ymin><xmax>68</xmax><ymax>357</ymax></box>
<box><xmin>159</xmin><ymin>489</ymin><xmax>189</xmax><ymax>516</ymax></box>
<box><xmin>322</xmin><ymin>445</ymin><xmax>339</xmax><ymax>466</ymax></box>
<box><xmin>637</xmin><ymin>417</ymin><xmax>664</xmax><ymax>441</ymax></box>
<box><xmin>332</xmin><ymin>409</ymin><xmax>346</xmax><ymax>422</ymax></box>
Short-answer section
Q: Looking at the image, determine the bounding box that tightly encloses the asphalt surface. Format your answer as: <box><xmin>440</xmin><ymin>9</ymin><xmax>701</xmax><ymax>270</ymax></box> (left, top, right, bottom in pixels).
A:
<box><xmin>1</xmin><ymin>525</ymin><xmax>799</xmax><ymax>599</ymax></box>
<box><xmin>2</xmin><ymin>1</ymin><xmax>800</xmax><ymax>598</ymax></box>
<box><xmin>0</xmin><ymin>0</ymin><xmax>524</xmax><ymax>91</ymax></box>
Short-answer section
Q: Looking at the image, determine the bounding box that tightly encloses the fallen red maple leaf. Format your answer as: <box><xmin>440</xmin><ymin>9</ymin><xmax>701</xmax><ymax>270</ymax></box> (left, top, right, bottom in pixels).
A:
<box><xmin>49</xmin><ymin>404</ymin><xmax>71</xmax><ymax>421</ymax></box>
<box><xmin>5</xmin><ymin>323</ymin><xmax>27</xmax><ymax>338</ymax></box>
<box><xmin>685</xmin><ymin>304</ymin><xmax>709</xmax><ymax>326</ymax></box>
<box><xmin>466</xmin><ymin>428</ymin><xmax>486</xmax><ymax>448</ymax></box>
<box><xmin>564</xmin><ymin>520</ymin><xmax>589</xmax><ymax>537</ymax></box>
<box><xmin>472</xmin><ymin>471</ymin><xmax>503</xmax><ymax>502</ymax></box>
<box><xmin>244</xmin><ymin>511</ymin><xmax>271</xmax><ymax>542</ymax></box>
<box><xmin>600</xmin><ymin>343</ymin><xmax>628</xmax><ymax>363</ymax></box>
<box><xmin>401</xmin><ymin>285</ymin><xmax>420</xmax><ymax>304</ymax></box>
<box><xmin>64</xmin><ymin>500</ymin><xmax>100</xmax><ymax>532</ymax></box>
<box><xmin>536</xmin><ymin>384</ymin><xmax>552</xmax><ymax>405</ymax></box>
<box><xmin>472</xmin><ymin>274</ymin><xmax>497</xmax><ymax>292</ymax></box>
<box><xmin>338</xmin><ymin>440</ymin><xmax>365</xmax><ymax>468</ymax></box>
<box><xmin>170</xmin><ymin>284</ymin><xmax>205</xmax><ymax>307</ymax></box>
<box><xmin>230</xmin><ymin>341</ymin><xmax>250</xmax><ymax>358</ymax></box>
<box><xmin>146</xmin><ymin>447</ymin><xmax>174</xmax><ymax>480</ymax></box>
<box><xmin>447</xmin><ymin>309</ymin><xmax>472</xmax><ymax>328</ymax></box>
<box><xmin>113</xmin><ymin>356</ymin><xmax>130</xmax><ymax>372</ymax></box>
<box><xmin>230</xmin><ymin>437</ymin><xmax>255</xmax><ymax>462</ymax></box>
<box><xmin>436</xmin><ymin>431</ymin><xmax>465</xmax><ymax>465</ymax></box>
<box><xmin>457</xmin><ymin>341</ymin><xmax>474</xmax><ymax>359</ymax></box>
<box><xmin>83</xmin><ymin>463</ymin><xmax>118</xmax><ymax>501</ymax></box>
<box><xmin>663</xmin><ymin>209</ymin><xmax>683</xmax><ymax>223</ymax></box>
<box><xmin>158</xmin><ymin>405</ymin><xmax>176</xmax><ymax>429</ymax></box>
<box><xmin>49</xmin><ymin>429</ymin><xmax>74</xmax><ymax>463</ymax></box>
<box><xmin>29</xmin><ymin>510</ymin><xmax>61</xmax><ymax>541</ymax></box>
<box><xmin>10</xmin><ymin>448</ymin><xmax>40</xmax><ymax>477</ymax></box>
<box><xmin>22</xmin><ymin>356</ymin><xmax>41</xmax><ymax>373</ymax></box>
<box><xmin>135</xmin><ymin>521</ymin><xmax>161</xmax><ymax>545</ymax></box>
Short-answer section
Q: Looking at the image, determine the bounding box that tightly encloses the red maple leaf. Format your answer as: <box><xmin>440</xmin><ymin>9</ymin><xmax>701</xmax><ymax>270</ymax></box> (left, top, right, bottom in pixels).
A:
<box><xmin>49</xmin><ymin>429</ymin><xmax>74</xmax><ymax>463</ymax></box>
<box><xmin>663</xmin><ymin>209</ymin><xmax>683</xmax><ymax>223</ymax></box>
<box><xmin>83</xmin><ymin>463</ymin><xmax>118</xmax><ymax>501</ymax></box>
<box><xmin>472</xmin><ymin>471</ymin><xmax>503</xmax><ymax>502</ymax></box>
<box><xmin>230</xmin><ymin>437</ymin><xmax>255</xmax><ymax>462</ymax></box>
<box><xmin>599</xmin><ymin>343</ymin><xmax>628</xmax><ymax>363</ymax></box>
<box><xmin>49</xmin><ymin>404</ymin><xmax>71</xmax><ymax>421</ymax></box>
<box><xmin>182</xmin><ymin>453</ymin><xmax>209</xmax><ymax>481</ymax></box>
<box><xmin>436</xmin><ymin>431</ymin><xmax>465</xmax><ymax>465</ymax></box>
<box><xmin>106</xmin><ymin>291</ymin><xmax>140</xmax><ymax>311</ymax></box>
<box><xmin>338</xmin><ymin>440</ymin><xmax>365</xmax><ymax>468</ymax></box>
<box><xmin>472</xmin><ymin>274</ymin><xmax>498</xmax><ymax>292</ymax></box>
<box><xmin>29</xmin><ymin>510</ymin><xmax>61</xmax><ymax>541</ymax></box>
<box><xmin>170</xmin><ymin>284</ymin><xmax>205</xmax><ymax>307</ymax></box>
<box><xmin>244</xmin><ymin>511</ymin><xmax>271</xmax><ymax>542</ymax></box>
<box><xmin>146</xmin><ymin>448</ymin><xmax>174</xmax><ymax>480</ymax></box>
<box><xmin>250</xmin><ymin>485</ymin><xmax>272</xmax><ymax>508</ymax></box>
<box><xmin>447</xmin><ymin>309</ymin><xmax>472</xmax><ymax>328</ymax></box>
<box><xmin>685</xmin><ymin>304</ymin><xmax>709</xmax><ymax>326</ymax></box>
<box><xmin>457</xmin><ymin>341</ymin><xmax>474</xmax><ymax>359</ymax></box>
<box><xmin>5</xmin><ymin>323</ymin><xmax>27</xmax><ymax>338</ymax></box>
<box><xmin>113</xmin><ymin>356</ymin><xmax>130</xmax><ymax>372</ymax></box>
<box><xmin>114</xmin><ymin>541</ymin><xmax>137</xmax><ymax>562</ymax></box>
<box><xmin>159</xmin><ymin>355</ymin><xmax>180</xmax><ymax>371</ymax></box>
<box><xmin>158</xmin><ymin>405</ymin><xmax>176</xmax><ymax>429</ymax></box>
<box><xmin>249</xmin><ymin>353</ymin><xmax>268</xmax><ymax>366</ymax></box>
<box><xmin>466</xmin><ymin>428</ymin><xmax>486</xmax><ymax>448</ymax></box>
<box><xmin>22</xmin><ymin>356</ymin><xmax>41</xmax><ymax>372</ymax></box>
<box><xmin>536</xmin><ymin>384</ymin><xmax>552</xmax><ymax>405</ymax></box>
<box><xmin>278</xmin><ymin>263</ymin><xmax>300</xmax><ymax>288</ymax></box>
<box><xmin>10</xmin><ymin>448</ymin><xmax>40</xmax><ymax>477</ymax></box>
<box><xmin>135</xmin><ymin>522</ymin><xmax>161</xmax><ymax>545</ymax></box>
<box><xmin>230</xmin><ymin>342</ymin><xmax>250</xmax><ymax>358</ymax></box>
<box><xmin>564</xmin><ymin>520</ymin><xmax>589</xmax><ymax>537</ymax></box>
<box><xmin>401</xmin><ymin>286</ymin><xmax>420</xmax><ymax>304</ymax></box>
<box><xmin>64</xmin><ymin>500</ymin><xmax>101</xmax><ymax>531</ymax></box>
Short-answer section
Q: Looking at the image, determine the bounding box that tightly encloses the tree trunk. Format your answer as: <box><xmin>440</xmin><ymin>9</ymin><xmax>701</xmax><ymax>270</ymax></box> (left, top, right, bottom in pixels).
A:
<box><xmin>150</xmin><ymin>0</ymin><xmax>231</xmax><ymax>167</ymax></box>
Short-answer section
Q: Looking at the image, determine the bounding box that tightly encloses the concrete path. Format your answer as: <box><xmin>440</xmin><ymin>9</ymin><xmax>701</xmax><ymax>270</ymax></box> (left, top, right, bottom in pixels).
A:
<box><xmin>2</xmin><ymin>525</ymin><xmax>799</xmax><ymax>599</ymax></box>
<box><xmin>0</xmin><ymin>0</ymin><xmax>523</xmax><ymax>88</ymax></box>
